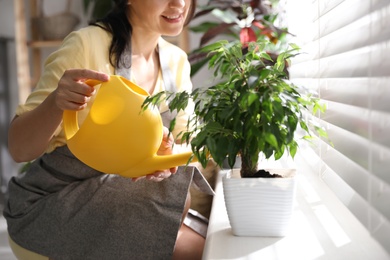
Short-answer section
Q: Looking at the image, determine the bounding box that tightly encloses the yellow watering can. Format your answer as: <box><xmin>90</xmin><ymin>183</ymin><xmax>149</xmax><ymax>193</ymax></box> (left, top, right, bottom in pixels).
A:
<box><xmin>63</xmin><ymin>75</ymin><xmax>196</xmax><ymax>177</ymax></box>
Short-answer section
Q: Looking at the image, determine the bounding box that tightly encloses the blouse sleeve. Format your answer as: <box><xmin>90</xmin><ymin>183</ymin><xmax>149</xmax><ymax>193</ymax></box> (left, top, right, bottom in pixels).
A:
<box><xmin>15</xmin><ymin>27</ymin><xmax>113</xmax><ymax>153</ymax></box>
<box><xmin>14</xmin><ymin>31</ymin><xmax>90</xmax><ymax>152</ymax></box>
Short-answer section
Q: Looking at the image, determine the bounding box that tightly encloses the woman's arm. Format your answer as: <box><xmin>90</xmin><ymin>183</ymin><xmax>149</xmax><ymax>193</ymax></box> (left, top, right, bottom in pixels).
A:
<box><xmin>8</xmin><ymin>69</ymin><xmax>109</xmax><ymax>162</ymax></box>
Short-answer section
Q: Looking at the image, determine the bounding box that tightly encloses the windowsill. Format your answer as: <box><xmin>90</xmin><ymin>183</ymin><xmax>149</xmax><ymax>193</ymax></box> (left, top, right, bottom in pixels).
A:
<box><xmin>202</xmin><ymin>152</ymin><xmax>389</xmax><ymax>260</ymax></box>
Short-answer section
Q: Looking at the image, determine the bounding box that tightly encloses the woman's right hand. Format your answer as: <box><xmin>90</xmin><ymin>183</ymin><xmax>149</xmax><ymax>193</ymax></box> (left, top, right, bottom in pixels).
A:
<box><xmin>132</xmin><ymin>127</ymin><xmax>177</xmax><ymax>182</ymax></box>
<box><xmin>54</xmin><ymin>69</ymin><xmax>110</xmax><ymax>112</ymax></box>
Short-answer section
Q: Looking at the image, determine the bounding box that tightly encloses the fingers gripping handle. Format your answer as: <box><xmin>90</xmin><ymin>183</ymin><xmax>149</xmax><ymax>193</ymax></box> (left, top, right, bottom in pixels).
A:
<box><xmin>62</xmin><ymin>79</ymin><xmax>104</xmax><ymax>140</ymax></box>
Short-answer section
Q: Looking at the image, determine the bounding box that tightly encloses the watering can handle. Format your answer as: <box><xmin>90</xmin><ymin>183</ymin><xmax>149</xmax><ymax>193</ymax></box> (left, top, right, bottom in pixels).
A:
<box><xmin>62</xmin><ymin>79</ymin><xmax>105</xmax><ymax>140</ymax></box>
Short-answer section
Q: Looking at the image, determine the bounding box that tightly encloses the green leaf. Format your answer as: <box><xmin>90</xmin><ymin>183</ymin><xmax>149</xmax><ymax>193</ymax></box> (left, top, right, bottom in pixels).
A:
<box><xmin>189</xmin><ymin>22</ymin><xmax>221</xmax><ymax>33</ymax></box>
<box><xmin>289</xmin><ymin>141</ymin><xmax>298</xmax><ymax>158</ymax></box>
<box><xmin>168</xmin><ymin>92</ymin><xmax>190</xmax><ymax>112</ymax></box>
<box><xmin>192</xmin><ymin>130</ymin><xmax>208</xmax><ymax>147</ymax></box>
<box><xmin>300</xmin><ymin>121</ymin><xmax>309</xmax><ymax>133</ymax></box>
<box><xmin>200</xmin><ymin>41</ymin><xmax>229</xmax><ymax>53</ymax></box>
<box><xmin>314</xmin><ymin>126</ymin><xmax>328</xmax><ymax>138</ymax></box>
<box><xmin>168</xmin><ymin>118</ymin><xmax>176</xmax><ymax>134</ymax></box>
<box><xmin>260</xmin><ymin>52</ymin><xmax>273</xmax><ymax>62</ymax></box>
<box><xmin>206</xmin><ymin>137</ymin><xmax>217</xmax><ymax>155</ymax></box>
<box><xmin>289</xmin><ymin>43</ymin><xmax>301</xmax><ymax>51</ymax></box>
<box><xmin>274</xmin><ymin>144</ymin><xmax>285</xmax><ymax>160</ymax></box>
<box><xmin>275</xmin><ymin>54</ymin><xmax>286</xmax><ymax>71</ymax></box>
<box><xmin>313</xmin><ymin>101</ymin><xmax>327</xmax><ymax>114</ymax></box>
<box><xmin>20</xmin><ymin>161</ymin><xmax>33</xmax><ymax>173</ymax></box>
<box><xmin>272</xmin><ymin>97</ymin><xmax>284</xmax><ymax>118</ymax></box>
<box><xmin>264</xmin><ymin>133</ymin><xmax>278</xmax><ymax>148</ymax></box>
<box><xmin>247</xmin><ymin>92</ymin><xmax>258</xmax><ymax>107</ymax></box>
<box><xmin>142</xmin><ymin>91</ymin><xmax>167</xmax><ymax>111</ymax></box>
<box><xmin>259</xmin><ymin>68</ymin><xmax>272</xmax><ymax>80</ymax></box>
<box><xmin>263</xmin><ymin>145</ymin><xmax>274</xmax><ymax>159</ymax></box>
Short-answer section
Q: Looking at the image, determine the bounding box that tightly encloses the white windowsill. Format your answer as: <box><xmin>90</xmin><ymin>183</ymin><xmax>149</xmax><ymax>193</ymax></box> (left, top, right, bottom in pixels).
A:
<box><xmin>202</xmin><ymin>152</ymin><xmax>390</xmax><ymax>260</ymax></box>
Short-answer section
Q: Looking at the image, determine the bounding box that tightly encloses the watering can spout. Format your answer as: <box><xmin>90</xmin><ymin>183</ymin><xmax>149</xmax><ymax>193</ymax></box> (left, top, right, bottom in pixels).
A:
<box><xmin>120</xmin><ymin>151</ymin><xmax>197</xmax><ymax>177</ymax></box>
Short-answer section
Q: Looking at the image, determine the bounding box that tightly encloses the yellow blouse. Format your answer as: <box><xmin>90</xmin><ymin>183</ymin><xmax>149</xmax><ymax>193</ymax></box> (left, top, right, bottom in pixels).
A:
<box><xmin>16</xmin><ymin>26</ymin><xmax>194</xmax><ymax>153</ymax></box>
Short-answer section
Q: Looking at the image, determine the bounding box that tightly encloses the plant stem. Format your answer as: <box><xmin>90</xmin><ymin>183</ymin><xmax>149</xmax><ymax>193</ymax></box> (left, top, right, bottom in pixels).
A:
<box><xmin>240</xmin><ymin>151</ymin><xmax>258</xmax><ymax>177</ymax></box>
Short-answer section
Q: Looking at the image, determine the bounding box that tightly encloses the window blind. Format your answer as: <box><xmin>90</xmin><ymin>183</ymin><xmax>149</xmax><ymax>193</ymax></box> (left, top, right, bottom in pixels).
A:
<box><xmin>285</xmin><ymin>0</ymin><xmax>390</xmax><ymax>253</ymax></box>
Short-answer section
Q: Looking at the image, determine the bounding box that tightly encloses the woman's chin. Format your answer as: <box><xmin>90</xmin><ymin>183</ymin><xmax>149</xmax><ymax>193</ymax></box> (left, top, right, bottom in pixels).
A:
<box><xmin>163</xmin><ymin>29</ymin><xmax>184</xmax><ymax>38</ymax></box>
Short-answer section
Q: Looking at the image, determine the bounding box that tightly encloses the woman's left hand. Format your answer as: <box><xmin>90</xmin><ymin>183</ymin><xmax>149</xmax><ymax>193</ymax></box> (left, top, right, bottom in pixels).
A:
<box><xmin>132</xmin><ymin>127</ymin><xmax>177</xmax><ymax>182</ymax></box>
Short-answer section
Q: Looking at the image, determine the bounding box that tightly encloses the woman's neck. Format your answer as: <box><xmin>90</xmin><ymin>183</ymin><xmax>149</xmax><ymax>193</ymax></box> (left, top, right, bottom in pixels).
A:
<box><xmin>131</xmin><ymin>29</ymin><xmax>160</xmax><ymax>59</ymax></box>
<box><xmin>130</xmin><ymin>30</ymin><xmax>161</xmax><ymax>94</ymax></box>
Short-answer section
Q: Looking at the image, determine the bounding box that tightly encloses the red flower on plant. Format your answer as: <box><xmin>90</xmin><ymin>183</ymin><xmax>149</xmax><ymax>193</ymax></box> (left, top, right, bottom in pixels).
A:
<box><xmin>240</xmin><ymin>27</ymin><xmax>257</xmax><ymax>46</ymax></box>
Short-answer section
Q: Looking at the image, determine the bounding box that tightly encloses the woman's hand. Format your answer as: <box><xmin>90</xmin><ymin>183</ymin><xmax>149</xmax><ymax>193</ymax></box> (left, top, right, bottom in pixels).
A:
<box><xmin>54</xmin><ymin>69</ymin><xmax>110</xmax><ymax>112</ymax></box>
<box><xmin>132</xmin><ymin>127</ymin><xmax>177</xmax><ymax>182</ymax></box>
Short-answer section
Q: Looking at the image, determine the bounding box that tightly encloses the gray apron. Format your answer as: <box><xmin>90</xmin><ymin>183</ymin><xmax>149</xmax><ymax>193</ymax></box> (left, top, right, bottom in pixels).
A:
<box><xmin>3</xmin><ymin>38</ymin><xmax>214</xmax><ymax>260</ymax></box>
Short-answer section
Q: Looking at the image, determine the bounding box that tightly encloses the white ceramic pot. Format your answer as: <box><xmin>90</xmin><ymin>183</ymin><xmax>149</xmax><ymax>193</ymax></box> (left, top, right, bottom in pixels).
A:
<box><xmin>222</xmin><ymin>168</ymin><xmax>297</xmax><ymax>237</ymax></box>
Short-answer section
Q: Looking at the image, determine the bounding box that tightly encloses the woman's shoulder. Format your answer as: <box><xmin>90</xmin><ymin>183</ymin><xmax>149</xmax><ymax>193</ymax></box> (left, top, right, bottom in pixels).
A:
<box><xmin>56</xmin><ymin>25</ymin><xmax>112</xmax><ymax>65</ymax></box>
<box><xmin>65</xmin><ymin>25</ymin><xmax>111</xmax><ymax>45</ymax></box>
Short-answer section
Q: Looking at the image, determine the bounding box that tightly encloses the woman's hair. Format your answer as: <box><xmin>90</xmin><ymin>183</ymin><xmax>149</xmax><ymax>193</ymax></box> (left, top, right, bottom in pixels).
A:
<box><xmin>91</xmin><ymin>0</ymin><xmax>197</xmax><ymax>69</ymax></box>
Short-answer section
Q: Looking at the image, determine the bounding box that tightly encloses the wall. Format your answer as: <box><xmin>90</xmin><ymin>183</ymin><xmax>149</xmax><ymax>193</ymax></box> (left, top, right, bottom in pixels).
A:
<box><xmin>0</xmin><ymin>0</ymin><xmax>18</xmax><ymax>198</ymax></box>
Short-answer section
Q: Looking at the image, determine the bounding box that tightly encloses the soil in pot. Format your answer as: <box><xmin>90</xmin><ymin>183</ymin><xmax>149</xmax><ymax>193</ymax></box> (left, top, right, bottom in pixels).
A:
<box><xmin>244</xmin><ymin>169</ymin><xmax>283</xmax><ymax>178</ymax></box>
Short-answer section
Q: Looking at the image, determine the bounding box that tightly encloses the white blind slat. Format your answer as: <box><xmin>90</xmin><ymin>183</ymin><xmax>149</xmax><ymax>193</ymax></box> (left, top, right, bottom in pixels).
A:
<box><xmin>299</xmin><ymin>146</ymin><xmax>390</xmax><ymax>252</ymax></box>
<box><xmin>320</xmin><ymin>78</ymin><xmax>369</xmax><ymax>107</ymax></box>
<box><xmin>371</xmin><ymin>142</ymin><xmax>390</xmax><ymax>185</ymax></box>
<box><xmin>286</xmin><ymin>0</ymin><xmax>390</xmax><ymax>254</ymax></box>
<box><xmin>319</xmin><ymin>145</ymin><xmax>390</xmax><ymax>231</ymax></box>
<box><xmin>371</xmin><ymin>111</ymin><xmax>390</xmax><ymax>148</ymax></box>
<box><xmin>322</xmin><ymin>123</ymin><xmax>370</xmax><ymax>169</ymax></box>
<box><xmin>323</xmin><ymin>101</ymin><xmax>369</xmax><ymax>137</ymax></box>
<box><xmin>319</xmin><ymin>1</ymin><xmax>371</xmax><ymax>38</ymax></box>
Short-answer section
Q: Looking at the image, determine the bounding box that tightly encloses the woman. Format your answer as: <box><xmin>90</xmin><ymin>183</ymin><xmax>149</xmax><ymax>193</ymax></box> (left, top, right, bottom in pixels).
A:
<box><xmin>4</xmin><ymin>0</ymin><xmax>213</xmax><ymax>259</ymax></box>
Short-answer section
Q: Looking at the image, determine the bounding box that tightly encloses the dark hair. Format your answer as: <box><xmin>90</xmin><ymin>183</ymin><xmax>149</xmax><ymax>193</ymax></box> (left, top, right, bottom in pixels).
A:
<box><xmin>91</xmin><ymin>0</ymin><xmax>197</xmax><ymax>69</ymax></box>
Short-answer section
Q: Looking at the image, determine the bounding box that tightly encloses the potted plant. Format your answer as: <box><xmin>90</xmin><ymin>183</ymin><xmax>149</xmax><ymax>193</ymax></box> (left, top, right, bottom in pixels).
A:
<box><xmin>142</xmin><ymin>37</ymin><xmax>328</xmax><ymax>236</ymax></box>
<box><xmin>142</xmin><ymin>0</ymin><xmax>329</xmax><ymax>237</ymax></box>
